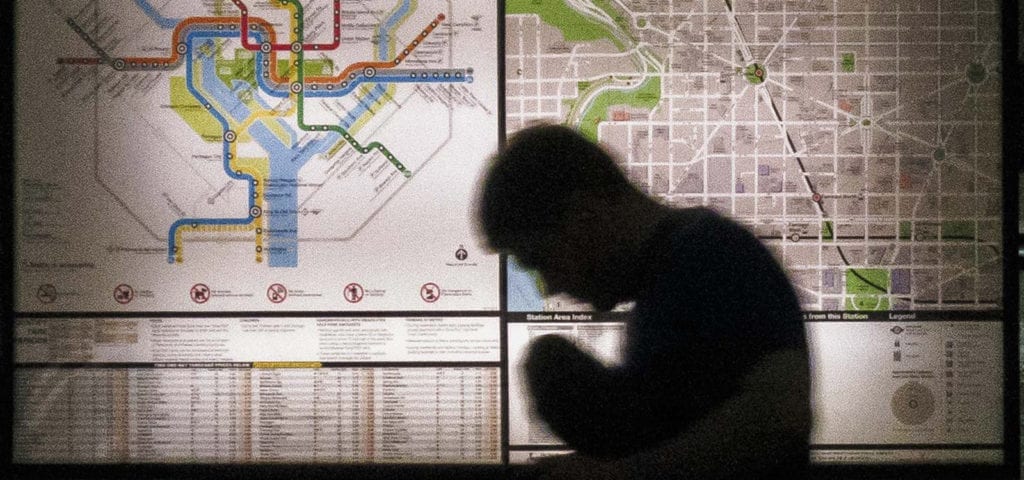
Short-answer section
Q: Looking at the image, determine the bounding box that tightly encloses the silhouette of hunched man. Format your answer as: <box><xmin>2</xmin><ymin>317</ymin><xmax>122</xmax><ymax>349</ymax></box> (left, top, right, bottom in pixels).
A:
<box><xmin>478</xmin><ymin>124</ymin><xmax>812</xmax><ymax>479</ymax></box>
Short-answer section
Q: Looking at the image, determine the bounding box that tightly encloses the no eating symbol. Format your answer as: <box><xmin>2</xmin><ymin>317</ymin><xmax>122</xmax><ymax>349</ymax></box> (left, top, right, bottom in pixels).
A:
<box><xmin>267</xmin><ymin>284</ymin><xmax>288</xmax><ymax>303</ymax></box>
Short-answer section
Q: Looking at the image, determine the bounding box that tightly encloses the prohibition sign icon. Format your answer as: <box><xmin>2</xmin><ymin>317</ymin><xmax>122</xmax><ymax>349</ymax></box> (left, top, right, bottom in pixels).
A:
<box><xmin>420</xmin><ymin>283</ymin><xmax>441</xmax><ymax>303</ymax></box>
<box><xmin>267</xmin><ymin>283</ymin><xmax>288</xmax><ymax>303</ymax></box>
<box><xmin>344</xmin><ymin>283</ymin><xmax>364</xmax><ymax>303</ymax></box>
<box><xmin>190</xmin><ymin>283</ymin><xmax>211</xmax><ymax>304</ymax></box>
<box><xmin>37</xmin><ymin>284</ymin><xmax>57</xmax><ymax>304</ymax></box>
<box><xmin>114</xmin><ymin>284</ymin><xmax>135</xmax><ymax>305</ymax></box>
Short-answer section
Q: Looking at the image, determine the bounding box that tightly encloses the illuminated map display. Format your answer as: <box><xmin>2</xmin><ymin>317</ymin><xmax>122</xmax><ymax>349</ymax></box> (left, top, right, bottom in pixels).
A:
<box><xmin>502</xmin><ymin>0</ymin><xmax>1006</xmax><ymax>466</ymax></box>
<box><xmin>505</xmin><ymin>0</ymin><xmax>1002</xmax><ymax>313</ymax></box>
<box><xmin>15</xmin><ymin>0</ymin><xmax>500</xmax><ymax>312</ymax></box>
<box><xmin>10</xmin><ymin>0</ymin><xmax>1009</xmax><ymax>469</ymax></box>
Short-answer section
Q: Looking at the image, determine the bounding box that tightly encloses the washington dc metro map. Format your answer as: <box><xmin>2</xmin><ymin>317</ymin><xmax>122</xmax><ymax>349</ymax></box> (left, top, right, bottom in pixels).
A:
<box><xmin>15</xmin><ymin>0</ymin><xmax>500</xmax><ymax>311</ymax></box>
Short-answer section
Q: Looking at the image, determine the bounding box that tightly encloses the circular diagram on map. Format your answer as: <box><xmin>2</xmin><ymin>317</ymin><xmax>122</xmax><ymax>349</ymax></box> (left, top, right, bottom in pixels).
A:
<box><xmin>891</xmin><ymin>381</ymin><xmax>936</xmax><ymax>426</ymax></box>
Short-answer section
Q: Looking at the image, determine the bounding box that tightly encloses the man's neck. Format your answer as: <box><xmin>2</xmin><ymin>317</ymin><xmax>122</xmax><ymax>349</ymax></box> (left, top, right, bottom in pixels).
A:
<box><xmin>604</xmin><ymin>199</ymin><xmax>674</xmax><ymax>295</ymax></box>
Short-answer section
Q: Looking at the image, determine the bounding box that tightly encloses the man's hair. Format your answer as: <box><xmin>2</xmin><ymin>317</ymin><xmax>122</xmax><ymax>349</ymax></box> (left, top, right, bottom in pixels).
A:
<box><xmin>478</xmin><ymin>124</ymin><xmax>640</xmax><ymax>250</ymax></box>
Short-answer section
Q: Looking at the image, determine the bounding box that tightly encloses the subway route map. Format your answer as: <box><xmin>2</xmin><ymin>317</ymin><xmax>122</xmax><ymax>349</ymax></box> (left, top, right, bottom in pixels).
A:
<box><xmin>15</xmin><ymin>0</ymin><xmax>500</xmax><ymax>312</ymax></box>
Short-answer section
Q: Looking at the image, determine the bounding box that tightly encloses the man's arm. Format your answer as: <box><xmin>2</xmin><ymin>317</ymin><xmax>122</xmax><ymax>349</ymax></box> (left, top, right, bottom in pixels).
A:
<box><xmin>538</xmin><ymin>347</ymin><xmax>812</xmax><ymax>479</ymax></box>
<box><xmin>525</xmin><ymin>334</ymin><xmax>654</xmax><ymax>458</ymax></box>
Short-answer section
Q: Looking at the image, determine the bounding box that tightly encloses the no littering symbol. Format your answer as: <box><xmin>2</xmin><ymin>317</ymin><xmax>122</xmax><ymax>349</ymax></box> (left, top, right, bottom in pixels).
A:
<box><xmin>344</xmin><ymin>283</ymin><xmax>364</xmax><ymax>303</ymax></box>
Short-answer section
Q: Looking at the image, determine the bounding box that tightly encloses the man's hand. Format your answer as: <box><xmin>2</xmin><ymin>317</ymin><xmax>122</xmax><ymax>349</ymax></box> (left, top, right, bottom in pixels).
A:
<box><xmin>531</xmin><ymin>347</ymin><xmax>811</xmax><ymax>480</ymax></box>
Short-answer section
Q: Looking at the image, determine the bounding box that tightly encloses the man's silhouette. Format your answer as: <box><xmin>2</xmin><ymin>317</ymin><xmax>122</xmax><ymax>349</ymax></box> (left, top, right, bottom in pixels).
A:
<box><xmin>478</xmin><ymin>124</ymin><xmax>812</xmax><ymax>479</ymax></box>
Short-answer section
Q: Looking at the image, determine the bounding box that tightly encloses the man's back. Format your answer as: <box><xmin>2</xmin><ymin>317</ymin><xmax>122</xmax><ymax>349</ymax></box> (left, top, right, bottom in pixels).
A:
<box><xmin>479</xmin><ymin>124</ymin><xmax>812</xmax><ymax>478</ymax></box>
<box><xmin>527</xmin><ymin>206</ymin><xmax>809</xmax><ymax>459</ymax></box>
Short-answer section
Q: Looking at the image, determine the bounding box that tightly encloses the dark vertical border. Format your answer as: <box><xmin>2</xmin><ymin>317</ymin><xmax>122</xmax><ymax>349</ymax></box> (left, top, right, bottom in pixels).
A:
<box><xmin>496</xmin><ymin>0</ymin><xmax>509</xmax><ymax>466</ymax></box>
<box><xmin>1001</xmin><ymin>0</ymin><xmax>1021</xmax><ymax>474</ymax></box>
<box><xmin>1</xmin><ymin>0</ymin><xmax>16</xmax><ymax>470</ymax></box>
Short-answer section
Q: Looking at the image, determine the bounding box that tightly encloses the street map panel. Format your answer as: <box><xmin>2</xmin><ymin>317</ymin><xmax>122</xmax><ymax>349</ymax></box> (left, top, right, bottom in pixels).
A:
<box><xmin>505</xmin><ymin>0</ymin><xmax>1002</xmax><ymax>313</ymax></box>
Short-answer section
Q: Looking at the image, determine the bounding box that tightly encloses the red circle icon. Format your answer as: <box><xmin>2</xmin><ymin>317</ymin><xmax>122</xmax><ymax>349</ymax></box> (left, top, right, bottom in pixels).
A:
<box><xmin>344</xmin><ymin>283</ymin><xmax>364</xmax><ymax>303</ymax></box>
<box><xmin>114</xmin><ymin>284</ymin><xmax>135</xmax><ymax>305</ymax></box>
<box><xmin>420</xmin><ymin>283</ymin><xmax>441</xmax><ymax>303</ymax></box>
<box><xmin>267</xmin><ymin>283</ymin><xmax>288</xmax><ymax>303</ymax></box>
<box><xmin>36</xmin><ymin>284</ymin><xmax>57</xmax><ymax>304</ymax></box>
<box><xmin>190</xmin><ymin>283</ymin><xmax>210</xmax><ymax>304</ymax></box>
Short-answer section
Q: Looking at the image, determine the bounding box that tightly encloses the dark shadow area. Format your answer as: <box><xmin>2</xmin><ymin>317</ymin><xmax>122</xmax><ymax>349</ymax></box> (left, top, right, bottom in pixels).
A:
<box><xmin>8</xmin><ymin>463</ymin><xmax>1019</xmax><ymax>480</ymax></box>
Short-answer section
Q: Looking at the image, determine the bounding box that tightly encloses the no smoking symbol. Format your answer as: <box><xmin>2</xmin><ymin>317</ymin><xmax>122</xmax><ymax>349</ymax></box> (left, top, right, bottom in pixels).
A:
<box><xmin>420</xmin><ymin>283</ymin><xmax>441</xmax><ymax>303</ymax></box>
<box><xmin>267</xmin><ymin>284</ymin><xmax>288</xmax><ymax>303</ymax></box>
<box><xmin>344</xmin><ymin>283</ymin><xmax>364</xmax><ymax>303</ymax></box>
<box><xmin>114</xmin><ymin>284</ymin><xmax>135</xmax><ymax>305</ymax></box>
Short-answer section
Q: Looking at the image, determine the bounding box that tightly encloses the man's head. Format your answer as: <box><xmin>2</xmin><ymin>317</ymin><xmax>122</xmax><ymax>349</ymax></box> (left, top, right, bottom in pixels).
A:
<box><xmin>477</xmin><ymin>124</ymin><xmax>659</xmax><ymax>310</ymax></box>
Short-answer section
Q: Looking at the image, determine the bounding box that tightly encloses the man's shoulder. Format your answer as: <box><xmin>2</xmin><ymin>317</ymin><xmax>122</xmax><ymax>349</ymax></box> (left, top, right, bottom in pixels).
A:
<box><xmin>651</xmin><ymin>207</ymin><xmax>765</xmax><ymax>267</ymax></box>
<box><xmin>660</xmin><ymin>206</ymin><xmax>752</xmax><ymax>239</ymax></box>
<box><xmin>645</xmin><ymin>206</ymin><xmax>804</xmax><ymax>332</ymax></box>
